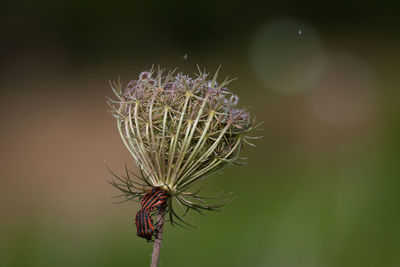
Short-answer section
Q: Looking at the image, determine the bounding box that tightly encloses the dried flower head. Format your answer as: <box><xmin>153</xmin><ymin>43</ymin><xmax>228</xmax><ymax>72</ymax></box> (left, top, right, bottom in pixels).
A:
<box><xmin>107</xmin><ymin>66</ymin><xmax>260</xmax><ymax>226</ymax></box>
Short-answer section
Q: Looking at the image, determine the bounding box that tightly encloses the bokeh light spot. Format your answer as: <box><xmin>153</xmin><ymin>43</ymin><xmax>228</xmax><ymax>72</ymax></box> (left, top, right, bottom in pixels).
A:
<box><xmin>249</xmin><ymin>18</ymin><xmax>326</xmax><ymax>94</ymax></box>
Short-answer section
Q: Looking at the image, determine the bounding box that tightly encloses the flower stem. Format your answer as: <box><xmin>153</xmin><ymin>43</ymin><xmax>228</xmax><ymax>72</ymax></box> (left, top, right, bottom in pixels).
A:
<box><xmin>151</xmin><ymin>206</ymin><xmax>167</xmax><ymax>267</ymax></box>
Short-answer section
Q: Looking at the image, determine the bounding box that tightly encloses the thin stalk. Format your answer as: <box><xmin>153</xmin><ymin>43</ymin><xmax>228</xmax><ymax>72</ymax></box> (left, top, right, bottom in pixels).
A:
<box><xmin>159</xmin><ymin>107</ymin><xmax>169</xmax><ymax>178</ymax></box>
<box><xmin>178</xmin><ymin>122</ymin><xmax>231</xmax><ymax>184</ymax></box>
<box><xmin>151</xmin><ymin>206</ymin><xmax>167</xmax><ymax>267</ymax></box>
<box><xmin>175</xmin><ymin>110</ymin><xmax>215</xmax><ymax>183</ymax></box>
<box><xmin>172</xmin><ymin>94</ymin><xmax>209</xmax><ymax>181</ymax></box>
<box><xmin>167</xmin><ymin>93</ymin><xmax>191</xmax><ymax>184</ymax></box>
<box><xmin>148</xmin><ymin>91</ymin><xmax>163</xmax><ymax>179</ymax></box>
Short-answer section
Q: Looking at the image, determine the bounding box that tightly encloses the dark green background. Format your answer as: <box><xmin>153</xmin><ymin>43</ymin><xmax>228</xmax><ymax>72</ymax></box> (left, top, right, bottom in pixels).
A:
<box><xmin>1</xmin><ymin>1</ymin><xmax>399</xmax><ymax>266</ymax></box>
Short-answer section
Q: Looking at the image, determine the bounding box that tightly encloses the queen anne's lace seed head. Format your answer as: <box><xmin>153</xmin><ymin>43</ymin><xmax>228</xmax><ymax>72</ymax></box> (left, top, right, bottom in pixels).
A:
<box><xmin>108</xmin><ymin>66</ymin><xmax>259</xmax><ymax>226</ymax></box>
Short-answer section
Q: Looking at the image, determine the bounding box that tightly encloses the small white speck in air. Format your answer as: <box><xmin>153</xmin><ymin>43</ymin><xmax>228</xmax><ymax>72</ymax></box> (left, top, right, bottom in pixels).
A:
<box><xmin>179</xmin><ymin>54</ymin><xmax>189</xmax><ymax>62</ymax></box>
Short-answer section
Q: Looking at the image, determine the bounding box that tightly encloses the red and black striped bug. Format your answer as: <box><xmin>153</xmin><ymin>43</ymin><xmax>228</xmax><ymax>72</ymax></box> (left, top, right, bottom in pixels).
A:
<box><xmin>141</xmin><ymin>188</ymin><xmax>168</xmax><ymax>212</ymax></box>
<box><xmin>135</xmin><ymin>188</ymin><xmax>169</xmax><ymax>241</ymax></box>
<box><xmin>135</xmin><ymin>209</ymin><xmax>154</xmax><ymax>241</ymax></box>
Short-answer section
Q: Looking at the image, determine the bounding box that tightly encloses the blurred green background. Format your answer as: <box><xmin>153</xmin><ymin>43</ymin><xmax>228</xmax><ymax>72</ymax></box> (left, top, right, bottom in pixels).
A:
<box><xmin>1</xmin><ymin>1</ymin><xmax>399</xmax><ymax>266</ymax></box>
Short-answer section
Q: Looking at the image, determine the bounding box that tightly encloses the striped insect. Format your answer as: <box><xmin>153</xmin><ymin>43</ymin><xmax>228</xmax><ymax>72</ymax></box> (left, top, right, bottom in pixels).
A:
<box><xmin>135</xmin><ymin>209</ymin><xmax>154</xmax><ymax>241</ymax></box>
<box><xmin>135</xmin><ymin>188</ymin><xmax>169</xmax><ymax>241</ymax></box>
<box><xmin>141</xmin><ymin>188</ymin><xmax>168</xmax><ymax>212</ymax></box>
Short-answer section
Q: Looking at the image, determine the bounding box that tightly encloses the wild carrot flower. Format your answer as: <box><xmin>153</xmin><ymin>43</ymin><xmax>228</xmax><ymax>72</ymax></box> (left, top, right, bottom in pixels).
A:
<box><xmin>107</xmin><ymin>66</ymin><xmax>259</xmax><ymax>226</ymax></box>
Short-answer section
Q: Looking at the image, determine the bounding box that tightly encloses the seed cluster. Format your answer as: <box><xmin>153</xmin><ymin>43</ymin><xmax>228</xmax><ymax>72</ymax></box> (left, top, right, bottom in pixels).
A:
<box><xmin>108</xmin><ymin>67</ymin><xmax>258</xmax><ymax>225</ymax></box>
